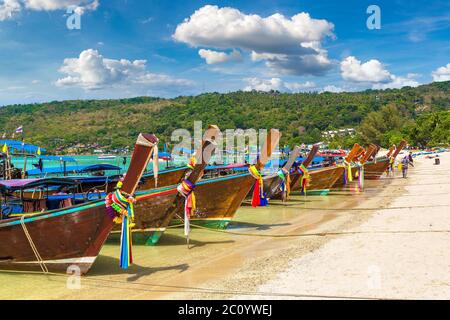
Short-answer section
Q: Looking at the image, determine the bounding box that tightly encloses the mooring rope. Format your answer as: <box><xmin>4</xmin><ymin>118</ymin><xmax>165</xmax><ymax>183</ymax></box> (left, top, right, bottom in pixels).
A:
<box><xmin>165</xmin><ymin>222</ymin><xmax>450</xmax><ymax>238</ymax></box>
<box><xmin>20</xmin><ymin>215</ymin><xmax>48</xmax><ymax>274</ymax></box>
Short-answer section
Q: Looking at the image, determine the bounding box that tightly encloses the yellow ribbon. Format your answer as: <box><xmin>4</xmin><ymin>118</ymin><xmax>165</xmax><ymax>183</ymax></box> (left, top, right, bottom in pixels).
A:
<box><xmin>344</xmin><ymin>161</ymin><xmax>353</xmax><ymax>182</ymax></box>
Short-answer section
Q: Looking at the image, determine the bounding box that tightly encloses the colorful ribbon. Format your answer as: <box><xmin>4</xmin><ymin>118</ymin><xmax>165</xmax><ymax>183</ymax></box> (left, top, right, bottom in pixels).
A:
<box><xmin>277</xmin><ymin>168</ymin><xmax>291</xmax><ymax>201</ymax></box>
<box><xmin>177</xmin><ymin>179</ymin><xmax>196</xmax><ymax>241</ymax></box>
<box><xmin>297</xmin><ymin>164</ymin><xmax>309</xmax><ymax>195</ymax></box>
<box><xmin>357</xmin><ymin>163</ymin><xmax>364</xmax><ymax>190</ymax></box>
<box><xmin>344</xmin><ymin>161</ymin><xmax>353</xmax><ymax>182</ymax></box>
<box><xmin>152</xmin><ymin>144</ymin><xmax>159</xmax><ymax>187</ymax></box>
<box><xmin>249</xmin><ymin>165</ymin><xmax>267</xmax><ymax>207</ymax></box>
<box><xmin>187</xmin><ymin>156</ymin><xmax>197</xmax><ymax>170</ymax></box>
<box><xmin>105</xmin><ymin>188</ymin><xmax>135</xmax><ymax>269</ymax></box>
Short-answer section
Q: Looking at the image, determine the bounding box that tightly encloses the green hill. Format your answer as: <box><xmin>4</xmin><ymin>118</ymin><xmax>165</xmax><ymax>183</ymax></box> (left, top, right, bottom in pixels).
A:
<box><xmin>0</xmin><ymin>81</ymin><xmax>449</xmax><ymax>152</ymax></box>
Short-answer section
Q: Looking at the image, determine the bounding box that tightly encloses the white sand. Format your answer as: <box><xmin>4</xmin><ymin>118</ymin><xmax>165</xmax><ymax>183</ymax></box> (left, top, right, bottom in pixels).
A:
<box><xmin>239</xmin><ymin>152</ymin><xmax>450</xmax><ymax>300</ymax></box>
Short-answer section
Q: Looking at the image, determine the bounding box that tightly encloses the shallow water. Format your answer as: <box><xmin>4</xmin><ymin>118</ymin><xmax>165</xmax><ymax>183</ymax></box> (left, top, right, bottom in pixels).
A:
<box><xmin>10</xmin><ymin>154</ymin><xmax>246</xmax><ymax>176</ymax></box>
<box><xmin>0</xmin><ymin>178</ymin><xmax>389</xmax><ymax>299</ymax></box>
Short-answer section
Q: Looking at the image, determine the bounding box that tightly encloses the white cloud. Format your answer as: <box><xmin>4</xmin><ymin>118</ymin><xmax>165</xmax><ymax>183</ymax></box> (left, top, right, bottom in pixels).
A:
<box><xmin>341</xmin><ymin>56</ymin><xmax>391</xmax><ymax>83</ymax></box>
<box><xmin>244</xmin><ymin>78</ymin><xmax>284</xmax><ymax>91</ymax></box>
<box><xmin>134</xmin><ymin>73</ymin><xmax>193</xmax><ymax>87</ymax></box>
<box><xmin>431</xmin><ymin>63</ymin><xmax>450</xmax><ymax>82</ymax></box>
<box><xmin>0</xmin><ymin>0</ymin><xmax>98</xmax><ymax>20</ymax></box>
<box><xmin>24</xmin><ymin>0</ymin><xmax>98</xmax><ymax>12</ymax></box>
<box><xmin>0</xmin><ymin>0</ymin><xmax>21</xmax><ymax>21</ymax></box>
<box><xmin>198</xmin><ymin>49</ymin><xmax>242</xmax><ymax>64</ymax></box>
<box><xmin>56</xmin><ymin>49</ymin><xmax>193</xmax><ymax>90</ymax></box>
<box><xmin>244</xmin><ymin>77</ymin><xmax>316</xmax><ymax>92</ymax></box>
<box><xmin>322</xmin><ymin>85</ymin><xmax>344</xmax><ymax>93</ymax></box>
<box><xmin>372</xmin><ymin>74</ymin><xmax>420</xmax><ymax>90</ymax></box>
<box><xmin>284</xmin><ymin>81</ymin><xmax>316</xmax><ymax>92</ymax></box>
<box><xmin>340</xmin><ymin>56</ymin><xmax>421</xmax><ymax>90</ymax></box>
<box><xmin>173</xmin><ymin>5</ymin><xmax>334</xmax><ymax>75</ymax></box>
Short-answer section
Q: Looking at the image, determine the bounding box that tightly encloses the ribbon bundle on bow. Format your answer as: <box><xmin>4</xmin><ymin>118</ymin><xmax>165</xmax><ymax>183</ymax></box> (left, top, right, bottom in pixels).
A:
<box><xmin>356</xmin><ymin>163</ymin><xmax>364</xmax><ymax>190</ymax></box>
<box><xmin>277</xmin><ymin>168</ymin><xmax>291</xmax><ymax>201</ymax></box>
<box><xmin>249</xmin><ymin>165</ymin><xmax>267</xmax><ymax>207</ymax></box>
<box><xmin>187</xmin><ymin>156</ymin><xmax>197</xmax><ymax>170</ymax></box>
<box><xmin>297</xmin><ymin>164</ymin><xmax>309</xmax><ymax>195</ymax></box>
<box><xmin>344</xmin><ymin>161</ymin><xmax>353</xmax><ymax>183</ymax></box>
<box><xmin>105</xmin><ymin>188</ymin><xmax>136</xmax><ymax>269</ymax></box>
<box><xmin>177</xmin><ymin>179</ymin><xmax>196</xmax><ymax>243</ymax></box>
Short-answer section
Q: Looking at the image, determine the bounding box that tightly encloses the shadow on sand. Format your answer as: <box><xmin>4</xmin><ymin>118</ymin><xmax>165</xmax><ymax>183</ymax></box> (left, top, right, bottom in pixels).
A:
<box><xmin>89</xmin><ymin>255</ymin><xmax>189</xmax><ymax>281</ymax></box>
<box><xmin>227</xmin><ymin>221</ymin><xmax>291</xmax><ymax>231</ymax></box>
<box><xmin>157</xmin><ymin>233</ymin><xmax>236</xmax><ymax>249</ymax></box>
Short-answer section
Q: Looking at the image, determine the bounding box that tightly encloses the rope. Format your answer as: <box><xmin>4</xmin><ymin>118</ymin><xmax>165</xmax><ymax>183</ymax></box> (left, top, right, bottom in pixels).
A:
<box><xmin>168</xmin><ymin>223</ymin><xmax>450</xmax><ymax>238</ymax></box>
<box><xmin>20</xmin><ymin>215</ymin><xmax>48</xmax><ymax>274</ymax></box>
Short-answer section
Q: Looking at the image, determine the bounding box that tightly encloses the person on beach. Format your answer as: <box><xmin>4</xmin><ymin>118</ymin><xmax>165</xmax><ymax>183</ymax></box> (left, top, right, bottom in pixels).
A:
<box><xmin>401</xmin><ymin>155</ymin><xmax>412</xmax><ymax>178</ymax></box>
<box><xmin>408</xmin><ymin>152</ymin><xmax>414</xmax><ymax>167</ymax></box>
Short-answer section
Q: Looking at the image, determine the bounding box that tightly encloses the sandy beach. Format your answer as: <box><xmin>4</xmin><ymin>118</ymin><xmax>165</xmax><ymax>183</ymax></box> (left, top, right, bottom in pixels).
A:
<box><xmin>234</xmin><ymin>152</ymin><xmax>450</xmax><ymax>300</ymax></box>
<box><xmin>1</xmin><ymin>152</ymin><xmax>448</xmax><ymax>300</ymax></box>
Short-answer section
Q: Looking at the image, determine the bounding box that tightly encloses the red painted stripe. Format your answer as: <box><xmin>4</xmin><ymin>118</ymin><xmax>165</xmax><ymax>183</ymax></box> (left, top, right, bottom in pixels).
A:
<box><xmin>136</xmin><ymin>188</ymin><xmax>178</xmax><ymax>201</ymax></box>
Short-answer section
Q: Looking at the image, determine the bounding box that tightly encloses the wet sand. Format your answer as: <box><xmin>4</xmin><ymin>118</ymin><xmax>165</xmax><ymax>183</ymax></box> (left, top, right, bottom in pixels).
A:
<box><xmin>1</xmin><ymin>153</ymin><xmax>448</xmax><ymax>299</ymax></box>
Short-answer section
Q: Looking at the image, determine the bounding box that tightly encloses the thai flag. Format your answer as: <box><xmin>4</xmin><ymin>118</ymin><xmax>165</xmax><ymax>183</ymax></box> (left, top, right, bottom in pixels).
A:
<box><xmin>15</xmin><ymin>126</ymin><xmax>23</xmax><ymax>134</ymax></box>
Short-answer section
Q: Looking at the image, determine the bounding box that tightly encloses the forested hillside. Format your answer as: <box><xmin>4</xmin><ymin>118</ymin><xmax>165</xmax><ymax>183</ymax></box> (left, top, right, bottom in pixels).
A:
<box><xmin>0</xmin><ymin>81</ymin><xmax>448</xmax><ymax>152</ymax></box>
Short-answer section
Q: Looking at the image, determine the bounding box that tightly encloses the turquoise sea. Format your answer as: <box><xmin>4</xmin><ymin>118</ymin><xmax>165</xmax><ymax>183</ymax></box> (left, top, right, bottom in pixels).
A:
<box><xmin>9</xmin><ymin>153</ymin><xmax>245</xmax><ymax>177</ymax></box>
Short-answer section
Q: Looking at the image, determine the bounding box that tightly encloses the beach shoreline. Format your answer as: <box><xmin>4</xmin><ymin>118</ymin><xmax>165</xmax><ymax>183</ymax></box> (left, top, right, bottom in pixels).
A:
<box><xmin>1</xmin><ymin>152</ymin><xmax>448</xmax><ymax>300</ymax></box>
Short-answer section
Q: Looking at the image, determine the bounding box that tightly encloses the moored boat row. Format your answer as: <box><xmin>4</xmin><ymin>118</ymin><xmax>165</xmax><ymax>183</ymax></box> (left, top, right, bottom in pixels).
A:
<box><xmin>0</xmin><ymin>128</ymin><xmax>409</xmax><ymax>275</ymax></box>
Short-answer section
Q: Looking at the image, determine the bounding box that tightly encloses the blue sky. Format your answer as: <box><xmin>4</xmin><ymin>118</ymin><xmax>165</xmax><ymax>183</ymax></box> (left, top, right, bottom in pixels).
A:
<box><xmin>0</xmin><ymin>0</ymin><xmax>449</xmax><ymax>106</ymax></box>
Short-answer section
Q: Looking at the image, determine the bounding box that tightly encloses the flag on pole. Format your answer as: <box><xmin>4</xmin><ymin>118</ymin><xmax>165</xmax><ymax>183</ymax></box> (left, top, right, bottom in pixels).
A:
<box><xmin>15</xmin><ymin>126</ymin><xmax>23</xmax><ymax>134</ymax></box>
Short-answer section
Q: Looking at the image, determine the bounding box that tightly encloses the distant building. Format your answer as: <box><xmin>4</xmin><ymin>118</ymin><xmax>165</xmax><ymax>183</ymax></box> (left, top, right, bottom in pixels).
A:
<box><xmin>322</xmin><ymin>128</ymin><xmax>356</xmax><ymax>138</ymax></box>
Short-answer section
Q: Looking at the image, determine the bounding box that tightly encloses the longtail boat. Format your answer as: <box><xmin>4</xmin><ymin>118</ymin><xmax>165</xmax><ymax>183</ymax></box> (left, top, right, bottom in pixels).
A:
<box><xmin>290</xmin><ymin>144</ymin><xmax>344</xmax><ymax>195</ymax></box>
<box><xmin>184</xmin><ymin>129</ymin><xmax>281</xmax><ymax>228</ymax></box>
<box><xmin>119</xmin><ymin>128</ymin><xmax>281</xmax><ymax>245</ymax></box>
<box><xmin>269</xmin><ymin>144</ymin><xmax>318</xmax><ymax>200</ymax></box>
<box><xmin>110</xmin><ymin>125</ymin><xmax>219</xmax><ymax>245</ymax></box>
<box><xmin>364</xmin><ymin>140</ymin><xmax>407</xmax><ymax>179</ymax></box>
<box><xmin>333</xmin><ymin>143</ymin><xmax>370</xmax><ymax>186</ymax></box>
<box><xmin>0</xmin><ymin>133</ymin><xmax>158</xmax><ymax>274</ymax></box>
<box><xmin>262</xmin><ymin>145</ymin><xmax>301</xmax><ymax>201</ymax></box>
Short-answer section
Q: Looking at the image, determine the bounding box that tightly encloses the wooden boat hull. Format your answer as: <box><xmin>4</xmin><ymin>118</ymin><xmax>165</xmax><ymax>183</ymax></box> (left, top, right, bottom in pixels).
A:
<box><xmin>334</xmin><ymin>166</ymin><xmax>358</xmax><ymax>186</ymax></box>
<box><xmin>291</xmin><ymin>166</ymin><xmax>345</xmax><ymax>194</ymax></box>
<box><xmin>263</xmin><ymin>175</ymin><xmax>285</xmax><ymax>199</ymax></box>
<box><xmin>110</xmin><ymin>173</ymin><xmax>254</xmax><ymax>245</ymax></box>
<box><xmin>364</xmin><ymin>158</ymin><xmax>390</xmax><ymax>179</ymax></box>
<box><xmin>139</xmin><ymin>167</ymin><xmax>187</xmax><ymax>190</ymax></box>
<box><xmin>175</xmin><ymin>173</ymin><xmax>254</xmax><ymax>228</ymax></box>
<box><xmin>77</xmin><ymin>167</ymin><xmax>187</xmax><ymax>193</ymax></box>
<box><xmin>0</xmin><ymin>201</ymin><xmax>113</xmax><ymax>274</ymax></box>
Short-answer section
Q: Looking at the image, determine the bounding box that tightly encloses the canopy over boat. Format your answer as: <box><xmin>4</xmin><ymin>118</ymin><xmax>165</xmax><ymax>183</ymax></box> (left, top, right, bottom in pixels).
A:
<box><xmin>0</xmin><ymin>140</ymin><xmax>46</xmax><ymax>154</ymax></box>
<box><xmin>0</xmin><ymin>178</ymin><xmax>77</xmax><ymax>191</ymax></box>
<box><xmin>26</xmin><ymin>163</ymin><xmax>121</xmax><ymax>176</ymax></box>
<box><xmin>38</xmin><ymin>155</ymin><xmax>77</xmax><ymax>162</ymax></box>
<box><xmin>172</xmin><ymin>147</ymin><xmax>194</xmax><ymax>155</ymax></box>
